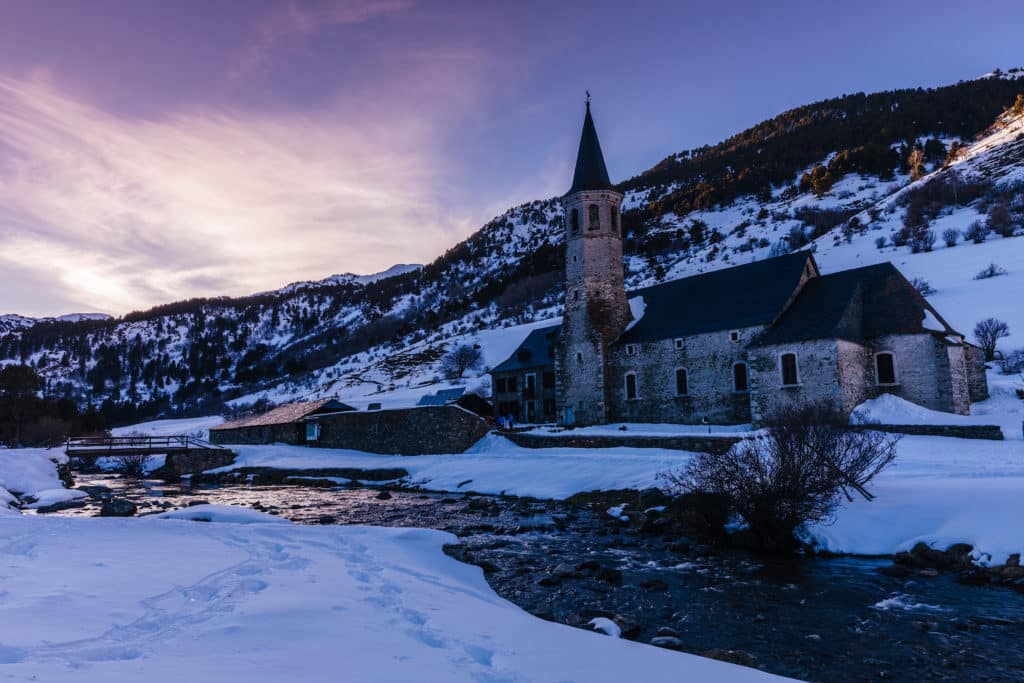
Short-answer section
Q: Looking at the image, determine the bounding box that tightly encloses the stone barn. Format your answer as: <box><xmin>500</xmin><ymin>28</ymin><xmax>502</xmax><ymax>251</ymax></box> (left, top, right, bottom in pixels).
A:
<box><xmin>209</xmin><ymin>398</ymin><xmax>355</xmax><ymax>445</ymax></box>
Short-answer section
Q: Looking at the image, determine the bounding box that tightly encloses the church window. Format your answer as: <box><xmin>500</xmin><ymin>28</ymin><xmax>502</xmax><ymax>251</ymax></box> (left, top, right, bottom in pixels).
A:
<box><xmin>780</xmin><ymin>353</ymin><xmax>799</xmax><ymax>386</ymax></box>
<box><xmin>733</xmin><ymin>362</ymin><xmax>749</xmax><ymax>392</ymax></box>
<box><xmin>673</xmin><ymin>338</ymin><xmax>684</xmax><ymax>350</ymax></box>
<box><xmin>675</xmin><ymin>368</ymin><xmax>688</xmax><ymax>396</ymax></box>
<box><xmin>572</xmin><ymin>290</ymin><xmax>580</xmax><ymax>301</ymax></box>
<box><xmin>624</xmin><ymin>372</ymin><xmax>638</xmax><ymax>400</ymax></box>
<box><xmin>610</xmin><ymin>206</ymin><xmax>619</xmax><ymax>235</ymax></box>
<box><xmin>576</xmin><ymin>352</ymin><xmax>583</xmax><ymax>363</ymax></box>
<box><xmin>875</xmin><ymin>352</ymin><xmax>897</xmax><ymax>385</ymax></box>
<box><xmin>729</xmin><ymin>330</ymin><xmax>741</xmax><ymax>342</ymax></box>
<box><xmin>570</xmin><ymin>208</ymin><xmax>579</xmax><ymax>234</ymax></box>
<box><xmin>588</xmin><ymin>204</ymin><xmax>600</xmax><ymax>230</ymax></box>
<box><xmin>625</xmin><ymin>344</ymin><xmax>637</xmax><ymax>356</ymax></box>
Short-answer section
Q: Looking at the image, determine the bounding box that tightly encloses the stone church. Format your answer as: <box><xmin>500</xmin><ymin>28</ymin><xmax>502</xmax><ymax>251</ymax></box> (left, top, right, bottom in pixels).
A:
<box><xmin>491</xmin><ymin>103</ymin><xmax>989</xmax><ymax>427</ymax></box>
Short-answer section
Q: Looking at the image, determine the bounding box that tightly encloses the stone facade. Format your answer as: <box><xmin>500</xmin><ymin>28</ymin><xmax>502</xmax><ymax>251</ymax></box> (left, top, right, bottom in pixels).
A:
<box><xmin>607</xmin><ymin>326</ymin><xmax>759</xmax><ymax>424</ymax></box>
<box><xmin>209</xmin><ymin>422</ymin><xmax>304</xmax><ymax>446</ymax></box>
<box><xmin>748</xmin><ymin>340</ymin><xmax>846</xmax><ymax>424</ymax></box>
<box><xmin>312</xmin><ymin>405</ymin><xmax>489</xmax><ymax>455</ymax></box>
<box><xmin>965</xmin><ymin>344</ymin><xmax>990</xmax><ymax>402</ymax></box>
<box><xmin>556</xmin><ymin>187</ymin><xmax>631</xmax><ymax>427</ymax></box>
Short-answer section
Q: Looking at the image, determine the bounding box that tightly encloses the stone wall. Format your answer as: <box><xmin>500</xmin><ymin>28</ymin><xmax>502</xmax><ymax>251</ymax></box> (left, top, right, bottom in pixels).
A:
<box><xmin>314</xmin><ymin>405</ymin><xmax>490</xmax><ymax>455</ymax></box>
<box><xmin>853</xmin><ymin>423</ymin><xmax>1004</xmax><ymax>440</ymax></box>
<box><xmin>868</xmin><ymin>334</ymin><xmax>969</xmax><ymax>415</ymax></box>
<box><xmin>209</xmin><ymin>423</ymin><xmax>304</xmax><ymax>446</ymax></box>
<box><xmin>965</xmin><ymin>344</ymin><xmax>990</xmax><ymax>402</ymax></box>
<box><xmin>152</xmin><ymin>449</ymin><xmax>237</xmax><ymax>480</ymax></box>
<box><xmin>503</xmin><ymin>430</ymin><xmax>744</xmax><ymax>455</ymax></box>
<box><xmin>748</xmin><ymin>339</ymin><xmax>845</xmax><ymax>424</ymax></box>
<box><xmin>607</xmin><ymin>327</ymin><xmax>759</xmax><ymax>425</ymax></box>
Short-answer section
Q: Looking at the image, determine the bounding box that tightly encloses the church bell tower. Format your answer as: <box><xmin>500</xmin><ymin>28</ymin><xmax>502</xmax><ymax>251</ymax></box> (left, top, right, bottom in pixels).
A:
<box><xmin>556</xmin><ymin>97</ymin><xmax>630</xmax><ymax>426</ymax></box>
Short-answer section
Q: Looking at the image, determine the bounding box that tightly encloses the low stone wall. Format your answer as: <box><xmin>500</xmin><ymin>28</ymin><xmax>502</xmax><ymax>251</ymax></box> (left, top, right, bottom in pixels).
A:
<box><xmin>314</xmin><ymin>405</ymin><xmax>490</xmax><ymax>455</ymax></box>
<box><xmin>855</xmin><ymin>423</ymin><xmax>1004</xmax><ymax>440</ymax></box>
<box><xmin>151</xmin><ymin>449</ymin><xmax>237</xmax><ymax>480</ymax></box>
<box><xmin>503</xmin><ymin>431</ymin><xmax>744</xmax><ymax>455</ymax></box>
<box><xmin>209</xmin><ymin>423</ymin><xmax>303</xmax><ymax>446</ymax></box>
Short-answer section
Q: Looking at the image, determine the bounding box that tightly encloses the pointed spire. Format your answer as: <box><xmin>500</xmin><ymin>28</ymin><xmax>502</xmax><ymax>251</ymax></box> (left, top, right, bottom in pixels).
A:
<box><xmin>567</xmin><ymin>96</ymin><xmax>613</xmax><ymax>195</ymax></box>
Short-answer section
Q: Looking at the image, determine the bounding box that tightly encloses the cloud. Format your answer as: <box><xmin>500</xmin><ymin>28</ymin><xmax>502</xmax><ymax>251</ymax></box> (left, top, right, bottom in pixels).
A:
<box><xmin>0</xmin><ymin>73</ymin><xmax>470</xmax><ymax>316</ymax></box>
<box><xmin>235</xmin><ymin>0</ymin><xmax>414</xmax><ymax>74</ymax></box>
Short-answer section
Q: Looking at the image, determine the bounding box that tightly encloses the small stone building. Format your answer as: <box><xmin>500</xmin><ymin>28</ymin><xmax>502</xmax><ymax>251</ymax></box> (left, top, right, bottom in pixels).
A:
<box><xmin>209</xmin><ymin>398</ymin><xmax>355</xmax><ymax>445</ymax></box>
<box><xmin>489</xmin><ymin>101</ymin><xmax>989</xmax><ymax>426</ymax></box>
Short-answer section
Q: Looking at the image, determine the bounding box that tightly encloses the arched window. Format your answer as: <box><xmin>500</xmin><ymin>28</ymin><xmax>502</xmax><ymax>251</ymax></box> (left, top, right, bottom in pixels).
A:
<box><xmin>610</xmin><ymin>206</ymin><xmax>619</xmax><ymax>235</ymax></box>
<box><xmin>733</xmin><ymin>362</ymin><xmax>749</xmax><ymax>392</ymax></box>
<box><xmin>588</xmin><ymin>204</ymin><xmax>600</xmax><ymax>231</ymax></box>
<box><xmin>675</xmin><ymin>368</ymin><xmax>688</xmax><ymax>396</ymax></box>
<box><xmin>576</xmin><ymin>352</ymin><xmax>583</xmax><ymax>364</ymax></box>
<box><xmin>875</xmin><ymin>352</ymin><xmax>897</xmax><ymax>385</ymax></box>
<box><xmin>624</xmin><ymin>372</ymin><xmax>638</xmax><ymax>400</ymax></box>
<box><xmin>570</xmin><ymin>208</ymin><xmax>579</xmax><ymax>234</ymax></box>
<box><xmin>780</xmin><ymin>353</ymin><xmax>799</xmax><ymax>386</ymax></box>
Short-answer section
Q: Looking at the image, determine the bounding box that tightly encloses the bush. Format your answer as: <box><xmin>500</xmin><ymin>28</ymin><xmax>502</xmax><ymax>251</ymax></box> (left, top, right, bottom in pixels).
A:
<box><xmin>439</xmin><ymin>342</ymin><xmax>483</xmax><ymax>379</ymax></box>
<box><xmin>658</xmin><ymin>405</ymin><xmax>898</xmax><ymax>551</ymax></box>
<box><xmin>874</xmin><ymin>236</ymin><xmax>887</xmax><ymax>250</ymax></box>
<box><xmin>910</xmin><ymin>277</ymin><xmax>936</xmax><ymax>296</ymax></box>
<box><xmin>964</xmin><ymin>220</ymin><xmax>988</xmax><ymax>244</ymax></box>
<box><xmin>942</xmin><ymin>228</ymin><xmax>959</xmax><ymax>247</ymax></box>
<box><xmin>113</xmin><ymin>454</ymin><xmax>148</xmax><ymax>479</ymax></box>
<box><xmin>974</xmin><ymin>317</ymin><xmax>1011</xmax><ymax>361</ymax></box>
<box><xmin>973</xmin><ymin>263</ymin><xmax>1008</xmax><ymax>280</ymax></box>
<box><xmin>987</xmin><ymin>201</ymin><xmax>1015</xmax><ymax>237</ymax></box>
<box><xmin>910</xmin><ymin>228</ymin><xmax>936</xmax><ymax>253</ymax></box>
<box><xmin>998</xmin><ymin>349</ymin><xmax>1024</xmax><ymax>375</ymax></box>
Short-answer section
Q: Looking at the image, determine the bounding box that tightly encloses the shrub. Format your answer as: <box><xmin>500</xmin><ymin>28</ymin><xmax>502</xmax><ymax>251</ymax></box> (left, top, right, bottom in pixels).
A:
<box><xmin>910</xmin><ymin>228</ymin><xmax>936</xmax><ymax>253</ymax></box>
<box><xmin>973</xmin><ymin>263</ymin><xmax>1008</xmax><ymax>280</ymax></box>
<box><xmin>998</xmin><ymin>349</ymin><xmax>1024</xmax><ymax>375</ymax></box>
<box><xmin>910</xmin><ymin>277</ymin><xmax>936</xmax><ymax>296</ymax></box>
<box><xmin>875</xmin><ymin>236</ymin><xmax>887</xmax><ymax>250</ymax></box>
<box><xmin>942</xmin><ymin>228</ymin><xmax>959</xmax><ymax>247</ymax></box>
<box><xmin>964</xmin><ymin>220</ymin><xmax>988</xmax><ymax>244</ymax></box>
<box><xmin>988</xmin><ymin>201</ymin><xmax>1015</xmax><ymax>237</ymax></box>
<box><xmin>439</xmin><ymin>342</ymin><xmax>483</xmax><ymax>379</ymax></box>
<box><xmin>974</xmin><ymin>317</ymin><xmax>1011</xmax><ymax>361</ymax></box>
<box><xmin>890</xmin><ymin>228</ymin><xmax>909</xmax><ymax>247</ymax></box>
<box><xmin>658</xmin><ymin>405</ymin><xmax>898</xmax><ymax>551</ymax></box>
<box><xmin>114</xmin><ymin>454</ymin><xmax>148</xmax><ymax>479</ymax></box>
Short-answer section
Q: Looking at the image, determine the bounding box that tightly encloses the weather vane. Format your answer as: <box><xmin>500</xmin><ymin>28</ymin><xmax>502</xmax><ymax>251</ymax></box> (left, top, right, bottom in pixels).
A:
<box><xmin>585</xmin><ymin>90</ymin><xmax>591</xmax><ymax>105</ymax></box>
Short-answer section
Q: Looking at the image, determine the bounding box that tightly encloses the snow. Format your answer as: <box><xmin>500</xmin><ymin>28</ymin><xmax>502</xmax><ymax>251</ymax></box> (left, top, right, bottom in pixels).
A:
<box><xmin>0</xmin><ymin>448</ymin><xmax>78</xmax><ymax>510</ymax></box>
<box><xmin>0</xmin><ymin>514</ymin><xmax>785</xmax><ymax>681</ymax></box>
<box><xmin>527</xmin><ymin>422</ymin><xmax>754</xmax><ymax>438</ymax></box>
<box><xmin>852</xmin><ymin>393</ymin><xmax>978</xmax><ymax>426</ymax></box>
<box><xmin>921</xmin><ymin>309</ymin><xmax>945</xmax><ymax>333</ymax></box>
<box><xmin>588</xmin><ymin>617</ymin><xmax>623</xmax><ymax>637</ymax></box>
<box><xmin>214</xmin><ymin>434</ymin><xmax>697</xmax><ymax>500</ymax></box>
<box><xmin>112</xmin><ymin>415</ymin><xmax>225</xmax><ymax>440</ymax></box>
<box><xmin>157</xmin><ymin>503</ymin><xmax>290</xmax><ymax>524</ymax></box>
<box><xmin>625</xmin><ymin>295</ymin><xmax>646</xmax><ymax>331</ymax></box>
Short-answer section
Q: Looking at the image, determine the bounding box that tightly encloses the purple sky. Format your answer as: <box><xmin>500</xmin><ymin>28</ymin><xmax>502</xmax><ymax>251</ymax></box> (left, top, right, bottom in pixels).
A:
<box><xmin>0</xmin><ymin>0</ymin><xmax>1020</xmax><ymax>316</ymax></box>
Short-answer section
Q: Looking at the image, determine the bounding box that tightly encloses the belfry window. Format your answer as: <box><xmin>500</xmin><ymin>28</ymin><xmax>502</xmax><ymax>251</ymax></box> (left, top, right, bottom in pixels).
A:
<box><xmin>570</xmin><ymin>208</ymin><xmax>579</xmax><ymax>234</ymax></box>
<box><xmin>610</xmin><ymin>206</ymin><xmax>619</xmax><ymax>235</ymax></box>
<box><xmin>588</xmin><ymin>204</ymin><xmax>600</xmax><ymax>231</ymax></box>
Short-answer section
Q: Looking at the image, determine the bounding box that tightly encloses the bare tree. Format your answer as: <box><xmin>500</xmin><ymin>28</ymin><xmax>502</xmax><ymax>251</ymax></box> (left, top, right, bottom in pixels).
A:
<box><xmin>974</xmin><ymin>318</ymin><xmax>1011</xmax><ymax>361</ymax></box>
<box><xmin>440</xmin><ymin>342</ymin><xmax>483</xmax><ymax>379</ymax></box>
<box><xmin>660</xmin><ymin>405</ymin><xmax>898</xmax><ymax>551</ymax></box>
<box><xmin>113</xmin><ymin>454</ymin><xmax>148</xmax><ymax>479</ymax></box>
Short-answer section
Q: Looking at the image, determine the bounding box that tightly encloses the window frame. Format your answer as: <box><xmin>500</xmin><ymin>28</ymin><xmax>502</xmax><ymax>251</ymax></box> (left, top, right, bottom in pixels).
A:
<box><xmin>624</xmin><ymin>371</ymin><xmax>639</xmax><ymax>400</ymax></box>
<box><xmin>625</xmin><ymin>343</ymin><xmax>637</xmax><ymax>356</ymax></box>
<box><xmin>874</xmin><ymin>351</ymin><xmax>898</xmax><ymax>386</ymax></box>
<box><xmin>732</xmin><ymin>361</ymin><xmax>749</xmax><ymax>393</ymax></box>
<box><xmin>729</xmin><ymin>330</ymin><xmax>741</xmax><ymax>343</ymax></box>
<box><xmin>674</xmin><ymin>367</ymin><xmax>689</xmax><ymax>397</ymax></box>
<box><xmin>779</xmin><ymin>352</ymin><xmax>800</xmax><ymax>387</ymax></box>
<box><xmin>673</xmin><ymin>338</ymin><xmax>684</xmax><ymax>350</ymax></box>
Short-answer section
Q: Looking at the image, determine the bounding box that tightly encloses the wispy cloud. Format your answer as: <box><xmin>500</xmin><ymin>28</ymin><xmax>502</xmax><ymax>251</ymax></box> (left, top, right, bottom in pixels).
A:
<box><xmin>0</xmin><ymin>72</ymin><xmax>470</xmax><ymax>316</ymax></box>
<box><xmin>235</xmin><ymin>0</ymin><xmax>414</xmax><ymax>74</ymax></box>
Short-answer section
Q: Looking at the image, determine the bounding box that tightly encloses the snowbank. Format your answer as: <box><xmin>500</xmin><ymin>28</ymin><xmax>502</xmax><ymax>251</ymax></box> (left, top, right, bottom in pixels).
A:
<box><xmin>0</xmin><ymin>515</ymin><xmax>785</xmax><ymax>682</ymax></box>
<box><xmin>851</xmin><ymin>393</ymin><xmax>978</xmax><ymax>425</ymax></box>
<box><xmin>157</xmin><ymin>504</ymin><xmax>289</xmax><ymax>524</ymax></box>
<box><xmin>527</xmin><ymin>422</ymin><xmax>754</xmax><ymax>438</ymax></box>
<box><xmin>112</xmin><ymin>415</ymin><xmax>225</xmax><ymax>440</ymax></box>
<box><xmin>0</xmin><ymin>448</ymin><xmax>82</xmax><ymax>511</ymax></box>
<box><xmin>215</xmin><ymin>434</ymin><xmax>697</xmax><ymax>500</ymax></box>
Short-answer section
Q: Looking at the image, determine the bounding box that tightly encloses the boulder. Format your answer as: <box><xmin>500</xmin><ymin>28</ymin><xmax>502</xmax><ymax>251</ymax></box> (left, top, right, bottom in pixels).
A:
<box><xmin>640</xmin><ymin>578</ymin><xmax>669</xmax><ymax>592</ymax></box>
<box><xmin>650</xmin><ymin>636</ymin><xmax>685</xmax><ymax>651</ymax></box>
<box><xmin>701</xmin><ymin>649</ymin><xmax>757</xmax><ymax>667</ymax></box>
<box><xmin>99</xmin><ymin>498</ymin><xmax>137</xmax><ymax>517</ymax></box>
<box><xmin>375</xmin><ymin>490</ymin><xmax>392</xmax><ymax>500</ymax></box>
<box><xmin>656</xmin><ymin>626</ymin><xmax>682</xmax><ymax>639</ymax></box>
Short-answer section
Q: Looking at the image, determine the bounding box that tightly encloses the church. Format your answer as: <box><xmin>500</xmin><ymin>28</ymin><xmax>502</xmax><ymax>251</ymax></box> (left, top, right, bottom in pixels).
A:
<box><xmin>490</xmin><ymin>102</ymin><xmax>989</xmax><ymax>427</ymax></box>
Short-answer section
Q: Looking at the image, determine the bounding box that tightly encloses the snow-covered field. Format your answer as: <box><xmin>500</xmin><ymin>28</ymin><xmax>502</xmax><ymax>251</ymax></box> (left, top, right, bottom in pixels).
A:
<box><xmin>0</xmin><ymin>449</ymin><xmax>85</xmax><ymax>512</ymax></box>
<box><xmin>0</xmin><ymin>512</ymin><xmax>784</xmax><ymax>682</ymax></box>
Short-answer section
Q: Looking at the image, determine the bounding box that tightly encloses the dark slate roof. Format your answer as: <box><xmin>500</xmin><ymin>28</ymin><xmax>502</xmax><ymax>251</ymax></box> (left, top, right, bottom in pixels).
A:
<box><xmin>616</xmin><ymin>251</ymin><xmax>816</xmax><ymax>344</ymax></box>
<box><xmin>416</xmin><ymin>387</ymin><xmax>466</xmax><ymax>406</ymax></box>
<box><xmin>751</xmin><ymin>261</ymin><xmax>959</xmax><ymax>347</ymax></box>
<box><xmin>567</xmin><ymin>102</ymin><xmax>614</xmax><ymax>195</ymax></box>
<box><xmin>491</xmin><ymin>324</ymin><xmax>561</xmax><ymax>373</ymax></box>
<box><xmin>212</xmin><ymin>398</ymin><xmax>355</xmax><ymax>430</ymax></box>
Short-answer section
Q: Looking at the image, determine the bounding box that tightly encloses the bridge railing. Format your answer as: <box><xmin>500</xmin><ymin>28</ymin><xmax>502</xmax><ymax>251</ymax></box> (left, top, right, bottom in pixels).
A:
<box><xmin>64</xmin><ymin>434</ymin><xmax>227</xmax><ymax>455</ymax></box>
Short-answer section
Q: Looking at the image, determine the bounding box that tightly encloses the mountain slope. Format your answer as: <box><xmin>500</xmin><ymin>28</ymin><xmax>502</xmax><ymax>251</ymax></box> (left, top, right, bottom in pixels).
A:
<box><xmin>3</xmin><ymin>73</ymin><xmax>1022</xmax><ymax>423</ymax></box>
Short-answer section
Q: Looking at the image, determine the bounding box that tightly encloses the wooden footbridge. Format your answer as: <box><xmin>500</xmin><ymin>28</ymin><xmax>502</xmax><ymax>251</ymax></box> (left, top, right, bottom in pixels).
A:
<box><xmin>64</xmin><ymin>435</ymin><xmax>230</xmax><ymax>458</ymax></box>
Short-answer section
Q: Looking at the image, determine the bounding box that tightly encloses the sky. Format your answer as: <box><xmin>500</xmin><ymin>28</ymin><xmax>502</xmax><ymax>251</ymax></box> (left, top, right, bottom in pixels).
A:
<box><xmin>0</xmin><ymin>0</ymin><xmax>1021</xmax><ymax>317</ymax></box>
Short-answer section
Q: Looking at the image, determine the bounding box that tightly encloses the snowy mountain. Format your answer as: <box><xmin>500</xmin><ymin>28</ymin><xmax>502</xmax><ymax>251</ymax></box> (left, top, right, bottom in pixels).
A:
<box><xmin>0</xmin><ymin>312</ymin><xmax>112</xmax><ymax>335</ymax></box>
<box><xmin>3</xmin><ymin>73</ymin><xmax>1022</xmax><ymax>423</ymax></box>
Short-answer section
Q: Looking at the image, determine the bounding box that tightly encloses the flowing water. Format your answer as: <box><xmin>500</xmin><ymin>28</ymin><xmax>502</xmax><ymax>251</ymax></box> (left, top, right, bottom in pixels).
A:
<box><xmin>43</xmin><ymin>474</ymin><xmax>1024</xmax><ymax>682</ymax></box>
